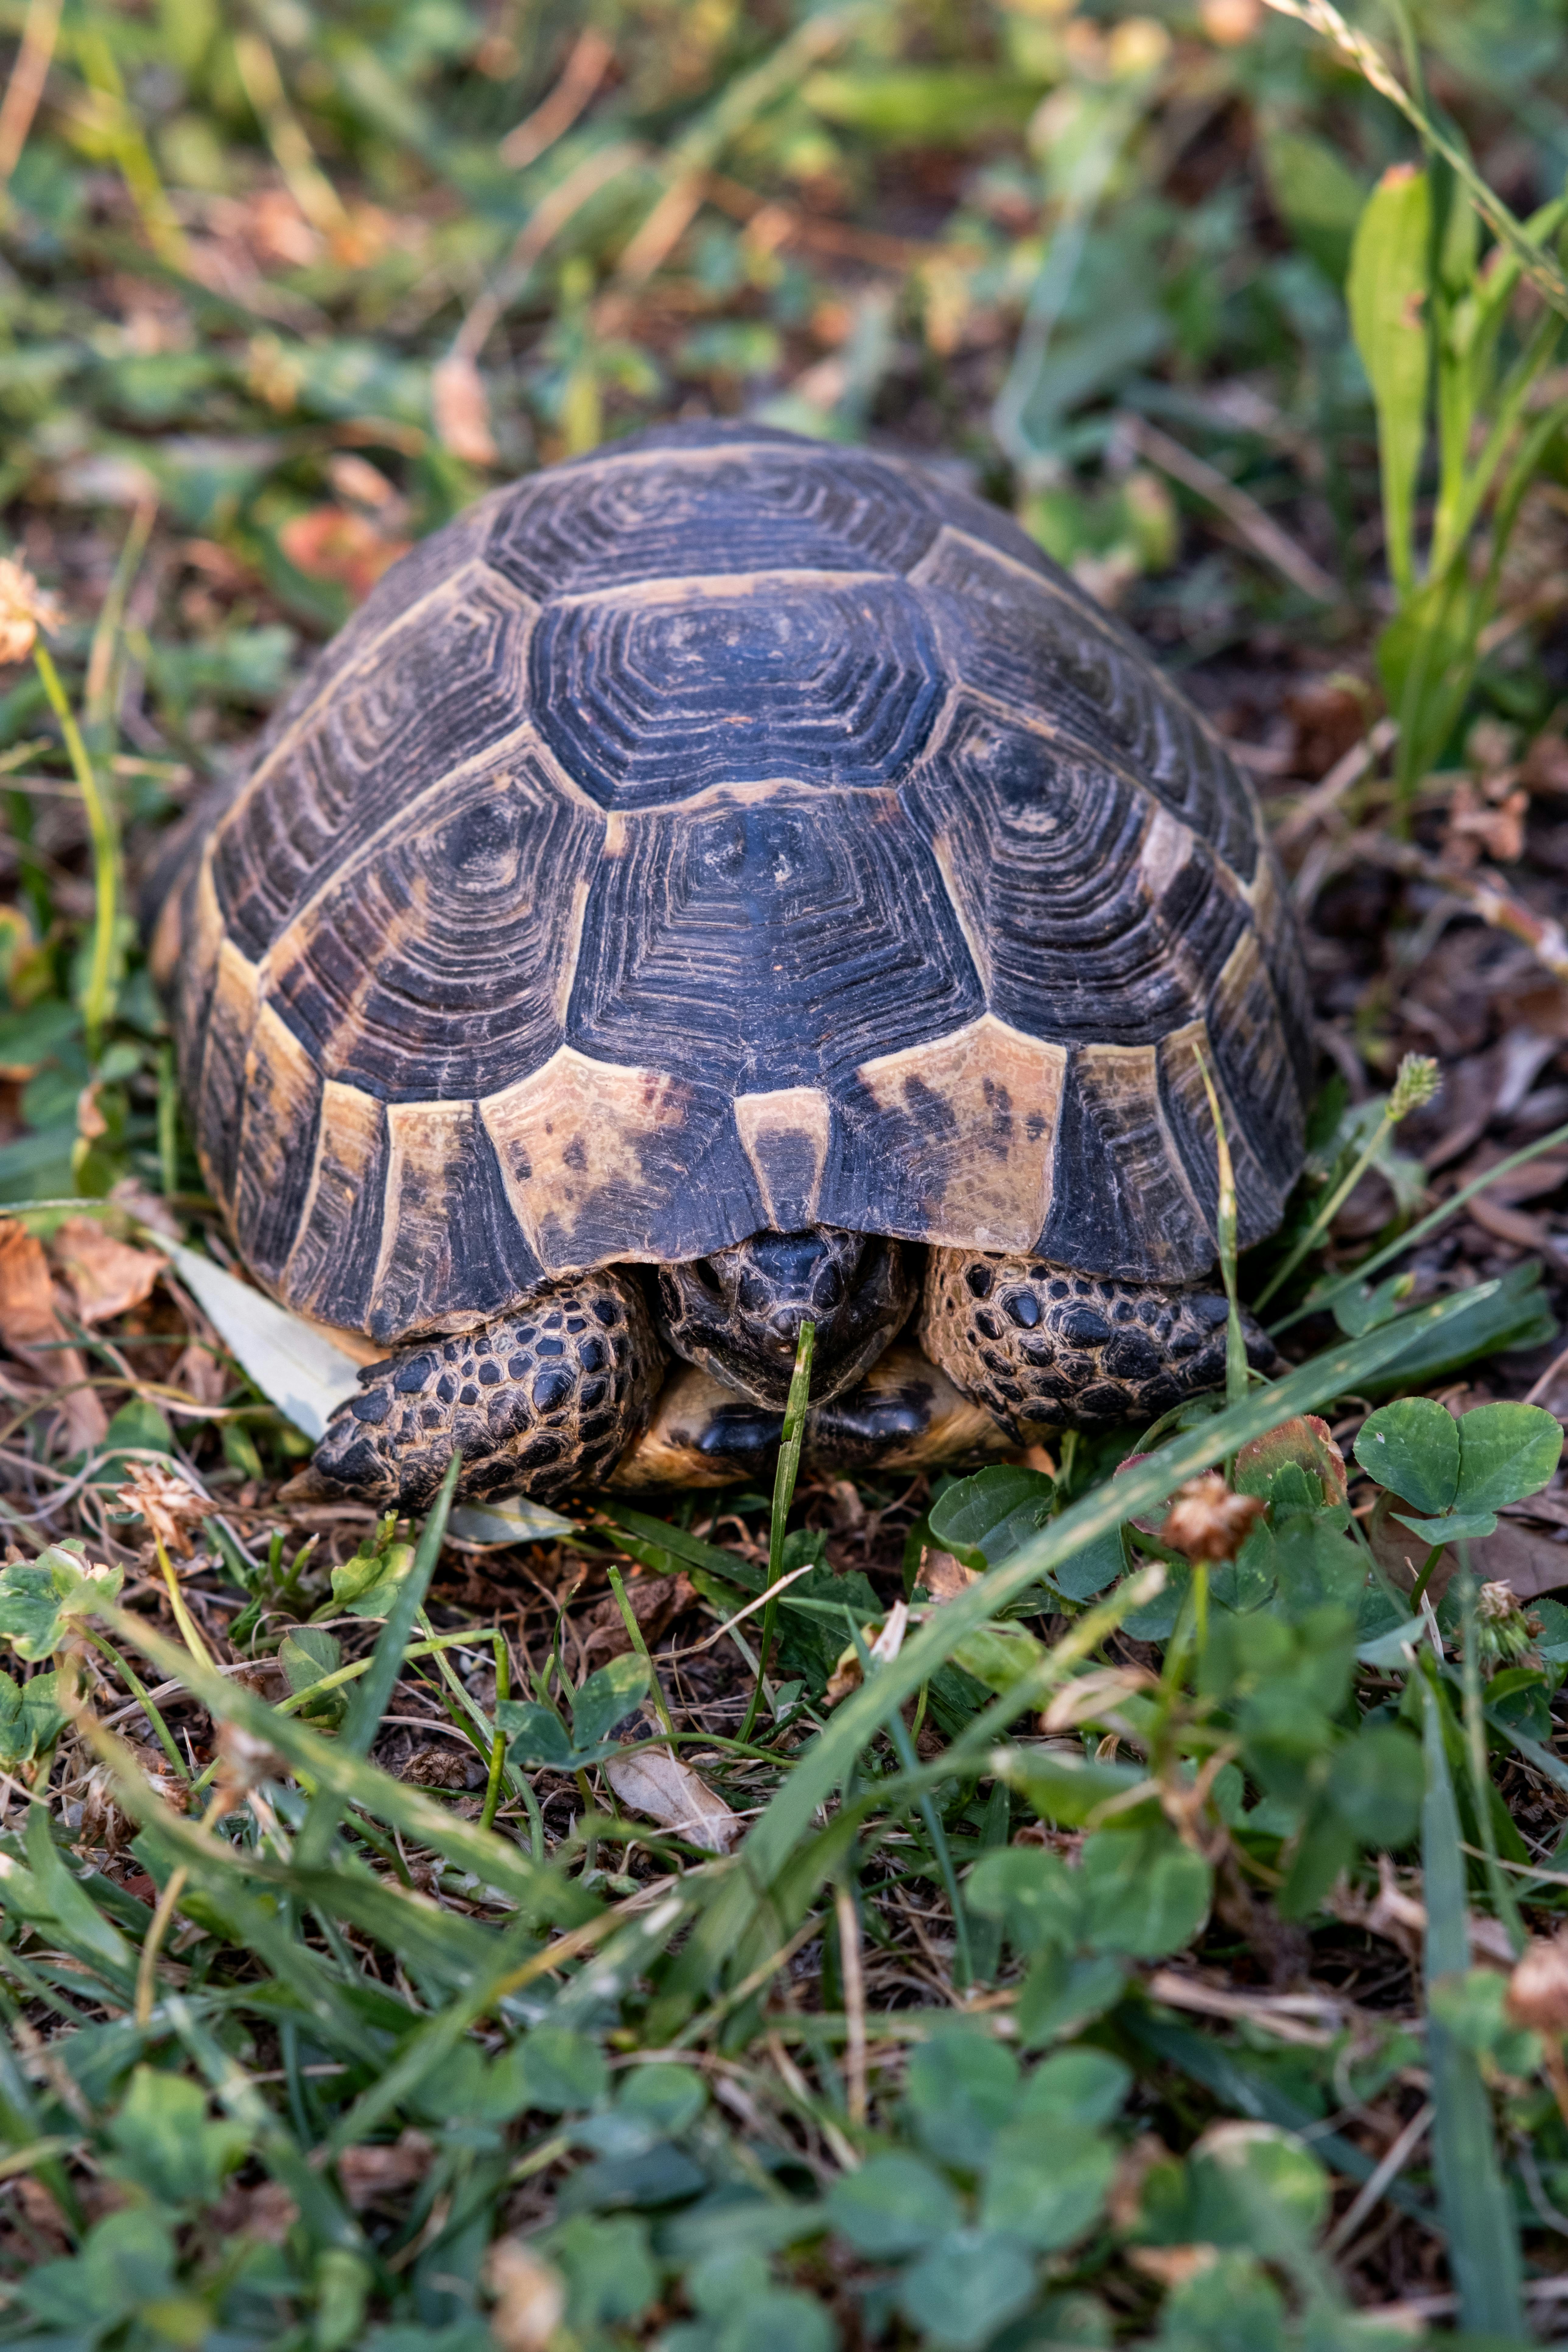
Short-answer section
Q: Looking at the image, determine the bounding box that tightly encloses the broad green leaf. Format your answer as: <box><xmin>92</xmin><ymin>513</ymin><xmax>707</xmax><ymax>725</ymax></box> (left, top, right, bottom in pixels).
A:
<box><xmin>497</xmin><ymin>1699</ymin><xmax>574</xmax><ymax>1769</ymax></box>
<box><xmin>1328</xmin><ymin>1724</ymin><xmax>1424</xmax><ymax>1846</ymax></box>
<box><xmin>966</xmin><ymin>1844</ymin><xmax>1081</xmax><ymax>1956</ymax></box>
<box><xmin>993</xmin><ymin>1744</ymin><xmax>1145</xmax><ymax>1827</ymax></box>
<box><xmin>0</xmin><ymin>1542</ymin><xmax>123</xmax><ymax>1661</ymax></box>
<box><xmin>0</xmin><ymin>1667</ymin><xmax>64</xmax><ymax>1764</ymax></box>
<box><xmin>24</xmin><ymin>1802</ymin><xmax>135</xmax><ymax>1976</ymax></box>
<box><xmin>1081</xmin><ymin>1820</ymin><xmax>1210</xmax><ymax>1959</ymax></box>
<box><xmin>1015</xmin><ymin>1950</ymin><xmax>1129</xmax><ymax>2045</ymax></box>
<box><xmin>715</xmin><ymin>2290</ymin><xmax>835</xmax><ymax>2352</ymax></box>
<box><xmin>1014</xmin><ymin>2047</ymin><xmax>1131</xmax><ymax>2127</ymax></box>
<box><xmin>894</xmin><ymin>2228</ymin><xmax>1035</xmax><ymax>2351</ymax></box>
<box><xmin>950</xmin><ymin>1620</ymin><xmax>1044</xmax><ymax>1694</ymax></box>
<box><xmin>927</xmin><ymin>1464</ymin><xmax>1053</xmax><ymax>1570</ymax></box>
<box><xmin>1391</xmin><ymin>1508</ymin><xmax>1497</xmax><ymax>1543</ymax></box>
<box><xmin>1362</xmin><ymin>1259</ymin><xmax>1556</xmax><ymax>1394</ymax></box>
<box><xmin>519</xmin><ymin>2024</ymin><xmax>609</xmax><ymax>2114</ymax></box>
<box><xmin>1454</xmin><ymin>1400</ymin><xmax>1564</xmax><ymax>1513</ymax></box>
<box><xmin>21</xmin><ymin>2208</ymin><xmax>177</xmax><ymax>2330</ymax></box>
<box><xmin>571</xmin><ymin>1653</ymin><xmax>651</xmax><ymax>1752</ymax></box>
<box><xmin>1154</xmin><ymin>2248</ymin><xmax>1286</xmax><ymax>2352</ymax></box>
<box><xmin>105</xmin><ymin>2065</ymin><xmax>249</xmax><ymax>2207</ymax></box>
<box><xmin>1188</xmin><ymin>2122</ymin><xmax>1329</xmax><ymax>2256</ymax></box>
<box><xmin>826</xmin><ymin>2151</ymin><xmax>961</xmax><ymax>2256</ymax></box>
<box><xmin>279</xmin><ymin>1627</ymin><xmax>347</xmax><ymax>1727</ymax></box>
<box><xmin>1354</xmin><ymin>1397</ymin><xmax>1460</xmax><ymax>1516</ymax></box>
<box><xmin>546</xmin><ymin>2213</ymin><xmax>658</xmax><ymax>2333</ymax></box>
<box><xmin>904</xmin><ymin>2028</ymin><xmax>1019</xmax><ymax>2169</ymax></box>
<box><xmin>1347</xmin><ymin>164</ymin><xmax>1431</xmax><ymax>602</ymax></box>
<box><xmin>979</xmin><ymin>2117</ymin><xmax>1116</xmax><ymax>2249</ymax></box>
<box><xmin>618</xmin><ymin>2062</ymin><xmax>707</xmax><ymax>2135</ymax></box>
<box><xmin>329</xmin><ymin>1520</ymin><xmax>415</xmax><ymax>1617</ymax></box>
<box><xmin>1429</xmin><ymin>1968</ymin><xmax>1541</xmax><ymax>2076</ymax></box>
<box><xmin>1261</xmin><ymin>126</ymin><xmax>1368</xmax><ymax>281</ymax></box>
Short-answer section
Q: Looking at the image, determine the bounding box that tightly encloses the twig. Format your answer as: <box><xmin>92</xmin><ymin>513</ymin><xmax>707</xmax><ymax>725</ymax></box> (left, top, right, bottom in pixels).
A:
<box><xmin>452</xmin><ymin>139</ymin><xmax>646</xmax><ymax>364</ymax></box>
<box><xmin>499</xmin><ymin>27</ymin><xmax>614</xmax><ymax>169</ymax></box>
<box><xmin>1273</xmin><ymin>719</ymin><xmax>1398</xmax><ymax>851</ymax></box>
<box><xmin>0</xmin><ymin>0</ymin><xmax>61</xmax><ymax>186</ymax></box>
<box><xmin>1348</xmin><ymin>829</ymin><xmax>1568</xmax><ymax>983</ymax></box>
<box><xmin>1126</xmin><ymin>415</ymin><xmax>1340</xmax><ymax>603</ymax></box>
<box><xmin>1325</xmin><ymin>2100</ymin><xmax>1436</xmax><ymax>2255</ymax></box>
<box><xmin>836</xmin><ymin>1879</ymin><xmax>868</xmax><ymax>2130</ymax></box>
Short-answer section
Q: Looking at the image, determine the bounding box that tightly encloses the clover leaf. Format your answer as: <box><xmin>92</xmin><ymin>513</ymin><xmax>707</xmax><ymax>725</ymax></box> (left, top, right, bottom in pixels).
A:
<box><xmin>0</xmin><ymin>1542</ymin><xmax>123</xmax><ymax>1662</ymax></box>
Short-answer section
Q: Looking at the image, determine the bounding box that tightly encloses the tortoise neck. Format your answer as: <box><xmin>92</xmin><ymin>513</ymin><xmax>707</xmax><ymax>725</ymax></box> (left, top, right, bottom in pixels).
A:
<box><xmin>654</xmin><ymin>1226</ymin><xmax>914</xmax><ymax>1409</ymax></box>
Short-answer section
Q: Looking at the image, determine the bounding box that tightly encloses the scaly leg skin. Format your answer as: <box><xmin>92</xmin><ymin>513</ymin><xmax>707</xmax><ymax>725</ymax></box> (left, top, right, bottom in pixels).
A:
<box><xmin>311</xmin><ymin>1269</ymin><xmax>661</xmax><ymax>1510</ymax></box>
<box><xmin>921</xmin><ymin>1248</ymin><xmax>1277</xmax><ymax>1440</ymax></box>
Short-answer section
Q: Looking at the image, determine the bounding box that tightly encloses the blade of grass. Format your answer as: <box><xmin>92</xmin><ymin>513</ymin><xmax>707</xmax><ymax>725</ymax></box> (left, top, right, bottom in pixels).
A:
<box><xmin>1421</xmin><ymin>1671</ymin><xmax>1526</xmax><ymax>2336</ymax></box>
<box><xmin>30</xmin><ymin>640</ymin><xmax>119</xmax><ymax>1058</ymax></box>
<box><xmin>294</xmin><ymin>1456</ymin><xmax>459</xmax><ymax>1871</ymax></box>
<box><xmin>1268</xmin><ymin>1117</ymin><xmax>1568</xmax><ymax>1334</ymax></box>
<box><xmin>740</xmin><ymin>1318</ymin><xmax>814</xmax><ymax>1745</ymax></box>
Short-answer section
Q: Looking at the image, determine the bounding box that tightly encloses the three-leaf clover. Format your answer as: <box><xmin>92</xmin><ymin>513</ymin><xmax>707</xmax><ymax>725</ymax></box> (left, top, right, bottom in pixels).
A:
<box><xmin>1353</xmin><ymin>1397</ymin><xmax>1563</xmax><ymax>1547</ymax></box>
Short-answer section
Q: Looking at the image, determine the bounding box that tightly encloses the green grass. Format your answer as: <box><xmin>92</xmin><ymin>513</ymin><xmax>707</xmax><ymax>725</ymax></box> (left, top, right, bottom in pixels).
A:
<box><xmin>3</xmin><ymin>0</ymin><xmax>1568</xmax><ymax>2345</ymax></box>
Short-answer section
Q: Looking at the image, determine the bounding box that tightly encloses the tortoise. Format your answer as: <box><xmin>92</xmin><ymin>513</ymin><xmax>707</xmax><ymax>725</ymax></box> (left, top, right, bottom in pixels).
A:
<box><xmin>151</xmin><ymin>420</ymin><xmax>1311</xmax><ymax>1511</ymax></box>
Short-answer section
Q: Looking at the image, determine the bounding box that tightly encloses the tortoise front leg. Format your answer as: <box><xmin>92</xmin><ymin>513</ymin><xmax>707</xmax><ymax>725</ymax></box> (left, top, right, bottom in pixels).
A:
<box><xmin>921</xmin><ymin>1248</ymin><xmax>1276</xmax><ymax>1440</ymax></box>
<box><xmin>310</xmin><ymin>1270</ymin><xmax>662</xmax><ymax>1510</ymax></box>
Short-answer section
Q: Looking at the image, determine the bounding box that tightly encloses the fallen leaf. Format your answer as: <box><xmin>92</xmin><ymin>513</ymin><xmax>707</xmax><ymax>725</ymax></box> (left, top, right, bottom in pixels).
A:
<box><xmin>399</xmin><ymin>1741</ymin><xmax>474</xmax><ymax>1789</ymax></box>
<box><xmin>486</xmin><ymin>2239</ymin><xmax>565</xmax><ymax>2352</ymax></box>
<box><xmin>164</xmin><ymin>1243</ymin><xmax>361</xmax><ymax>1440</ymax></box>
<box><xmin>919</xmin><ymin>1547</ymin><xmax>979</xmax><ymax>1603</ymax></box>
<box><xmin>0</xmin><ymin>1218</ymin><xmax>107</xmax><ymax>1450</ymax></box>
<box><xmin>604</xmin><ymin>1742</ymin><xmax>741</xmax><ymax>1853</ymax></box>
<box><xmin>336</xmin><ymin>2129</ymin><xmax>432</xmax><ymax>2210</ymax></box>
<box><xmin>581</xmin><ymin>1570</ymin><xmax>694</xmax><ymax>1664</ymax></box>
<box><xmin>279</xmin><ymin>506</ymin><xmax>410</xmax><ymax>601</ymax></box>
<box><xmin>170</xmin><ymin>1343</ymin><xmax>227</xmax><ymax>1408</ymax></box>
<box><xmin>432</xmin><ymin>353</ymin><xmax>497</xmax><ymax>466</ymax></box>
<box><xmin>50</xmin><ymin>1218</ymin><xmax>165</xmax><ymax>1325</ymax></box>
<box><xmin>209</xmin><ymin>2179</ymin><xmax>299</xmax><ymax>2245</ymax></box>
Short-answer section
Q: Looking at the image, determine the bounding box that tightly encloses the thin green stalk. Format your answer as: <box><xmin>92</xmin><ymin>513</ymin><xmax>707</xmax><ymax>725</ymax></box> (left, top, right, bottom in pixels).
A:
<box><xmin>606</xmin><ymin>1561</ymin><xmax>675</xmax><ymax>1740</ymax></box>
<box><xmin>31</xmin><ymin>641</ymin><xmax>119</xmax><ymax>1056</ymax></box>
<box><xmin>1269</xmin><ymin>1114</ymin><xmax>1568</xmax><ymax>1334</ymax></box>
<box><xmin>1191</xmin><ymin>1042</ymin><xmax>1246</xmax><ymax>1411</ymax></box>
<box><xmin>82</xmin><ymin>1629</ymin><xmax>189</xmax><ymax>1785</ymax></box>
<box><xmin>1455</xmin><ymin>1555</ymin><xmax>1526</xmax><ymax>1956</ymax></box>
<box><xmin>1256</xmin><ymin>1054</ymin><xmax>1440</xmax><ymax>1312</ymax></box>
<box><xmin>740</xmin><ymin>1319</ymin><xmax>814</xmax><ymax>1746</ymax></box>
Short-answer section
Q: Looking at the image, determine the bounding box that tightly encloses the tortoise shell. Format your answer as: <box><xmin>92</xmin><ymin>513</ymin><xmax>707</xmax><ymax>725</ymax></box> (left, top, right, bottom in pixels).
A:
<box><xmin>153</xmin><ymin>421</ymin><xmax>1311</xmax><ymax>1346</ymax></box>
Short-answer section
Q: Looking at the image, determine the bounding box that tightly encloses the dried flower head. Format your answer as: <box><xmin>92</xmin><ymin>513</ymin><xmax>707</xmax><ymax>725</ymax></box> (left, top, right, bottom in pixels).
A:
<box><xmin>212</xmin><ymin>1720</ymin><xmax>287</xmax><ymax>1813</ymax></box>
<box><xmin>485</xmin><ymin>2237</ymin><xmax>565</xmax><ymax>2352</ymax></box>
<box><xmin>1473</xmin><ymin>1580</ymin><xmax>1540</xmax><ymax>1671</ymax></box>
<box><xmin>0</xmin><ymin>558</ymin><xmax>62</xmax><ymax>666</ymax></box>
<box><xmin>1158</xmin><ymin>1472</ymin><xmax>1266</xmax><ymax>1563</ymax></box>
<box><xmin>1388</xmin><ymin>1052</ymin><xmax>1442</xmax><ymax>1122</ymax></box>
<box><xmin>1507</xmin><ymin>1930</ymin><xmax>1568</xmax><ymax>2037</ymax></box>
<box><xmin>113</xmin><ymin>1460</ymin><xmax>209</xmax><ymax>1559</ymax></box>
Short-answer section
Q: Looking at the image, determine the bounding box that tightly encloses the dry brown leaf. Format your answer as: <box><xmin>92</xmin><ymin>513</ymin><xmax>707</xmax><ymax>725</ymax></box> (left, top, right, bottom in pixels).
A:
<box><xmin>171</xmin><ymin>1343</ymin><xmax>227</xmax><ymax>1408</ymax></box>
<box><xmin>603</xmin><ymin>1742</ymin><xmax>741</xmax><ymax>1853</ymax></box>
<box><xmin>486</xmin><ymin>2238</ymin><xmax>565</xmax><ymax>2352</ymax></box>
<box><xmin>400</xmin><ymin>1741</ymin><xmax>474</xmax><ymax>1789</ymax></box>
<box><xmin>209</xmin><ymin>2179</ymin><xmax>299</xmax><ymax>2245</ymax></box>
<box><xmin>431</xmin><ymin>353</ymin><xmax>497</xmax><ymax>467</ymax></box>
<box><xmin>50</xmin><ymin>1218</ymin><xmax>165</xmax><ymax>1325</ymax></box>
<box><xmin>0</xmin><ymin>1217</ymin><xmax>108</xmax><ymax>1450</ymax></box>
<box><xmin>918</xmin><ymin>1547</ymin><xmax>979</xmax><ymax>1603</ymax></box>
<box><xmin>581</xmin><ymin>1569</ymin><xmax>694</xmax><ymax>1664</ymax></box>
<box><xmin>113</xmin><ymin>1460</ymin><xmax>209</xmax><ymax>1558</ymax></box>
<box><xmin>336</xmin><ymin>2129</ymin><xmax>432</xmax><ymax>2210</ymax></box>
<box><xmin>1508</xmin><ymin>1929</ymin><xmax>1568</xmax><ymax>2034</ymax></box>
<box><xmin>278</xmin><ymin>507</ymin><xmax>410</xmax><ymax>600</ymax></box>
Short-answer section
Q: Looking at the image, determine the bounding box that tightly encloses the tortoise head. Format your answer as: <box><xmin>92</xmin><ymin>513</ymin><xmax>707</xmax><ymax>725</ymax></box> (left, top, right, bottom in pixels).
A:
<box><xmin>655</xmin><ymin>1227</ymin><xmax>914</xmax><ymax>1409</ymax></box>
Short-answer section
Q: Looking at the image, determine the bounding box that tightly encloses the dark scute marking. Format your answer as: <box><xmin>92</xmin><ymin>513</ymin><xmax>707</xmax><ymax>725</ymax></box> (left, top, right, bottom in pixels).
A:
<box><xmin>284</xmin><ymin>1091</ymin><xmax>391</xmax><ymax>1333</ymax></box>
<box><xmin>459</xmin><ymin>1383</ymin><xmax>479</xmax><ymax>1406</ymax></box>
<box><xmin>569</xmin><ymin>792</ymin><xmax>981</xmax><ymax>1096</ymax></box>
<box><xmin>974</xmin><ymin>1310</ymin><xmax>999</xmax><ymax>1341</ymax></box>
<box><xmin>964</xmin><ymin>1263</ymin><xmax>993</xmax><ymax>1299</ymax></box>
<box><xmin>351</xmin><ymin>1389</ymin><xmax>391</xmax><ymax>1425</ymax></box>
<box><xmin>478</xmin><ymin>1360</ymin><xmax>501</xmax><ymax>1384</ymax></box>
<box><xmin>516</xmin><ymin>1434</ymin><xmax>566</xmax><ymax>1470</ymax></box>
<box><xmin>581</xmin><ymin>1378</ymin><xmax>607</xmax><ymax>1409</ymax></box>
<box><xmin>1192</xmin><ymin>1293</ymin><xmax>1229</xmax><ymax>1325</ymax></box>
<box><xmin>920</xmin><ymin>531</ymin><xmax>1260</xmax><ymax>880</ymax></box>
<box><xmin>579</xmin><ymin>1337</ymin><xmax>607</xmax><ymax>1373</ymax></box>
<box><xmin>580</xmin><ymin>1413</ymin><xmax>615</xmax><ymax>1443</ymax></box>
<box><xmin>268</xmin><ymin>750</ymin><xmax>601</xmax><ymax>1102</ymax></box>
<box><xmin>484</xmin><ymin>428</ymin><xmax>941</xmax><ymax>603</ymax></box>
<box><xmin>906</xmin><ymin>702</ymin><xmax>1248</xmax><ymax>1048</ymax></box>
<box><xmin>364</xmin><ymin>1105</ymin><xmax>543</xmax><ymax>1345</ymax></box>
<box><xmin>536</xmin><ymin>1337</ymin><xmax>565</xmax><ymax>1358</ymax></box>
<box><xmin>533</xmin><ymin>578</ymin><xmax>942</xmax><ymax>810</ymax></box>
<box><xmin>211</xmin><ymin>566</ymin><xmax>530</xmax><ymax>965</ymax></box>
<box><xmin>394</xmin><ymin>1353</ymin><xmax>436</xmax><ymax>1393</ymax></box>
<box><xmin>436</xmin><ymin>1373</ymin><xmax>457</xmax><ymax>1403</ymax></box>
<box><xmin>592</xmin><ymin>1298</ymin><xmax>621</xmax><ymax>1326</ymax></box>
<box><xmin>531</xmin><ymin>1368</ymin><xmax>575</xmax><ymax>1413</ymax></box>
<box><xmin>1004</xmin><ymin>1290</ymin><xmax>1040</xmax><ymax>1328</ymax></box>
<box><xmin>486</xmin><ymin>1390</ymin><xmax>533</xmax><ymax>1443</ymax></box>
<box><xmin>1035</xmin><ymin>1045</ymin><xmax>1213</xmax><ymax>1283</ymax></box>
<box><xmin>507</xmin><ymin>1355</ymin><xmax>531</xmax><ymax>1380</ymax></box>
<box><xmin>565</xmin><ymin>1315</ymin><xmax>586</xmax><ymax>1332</ymax></box>
<box><xmin>232</xmin><ymin>1021</ymin><xmax>323</xmax><ymax>1287</ymax></box>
